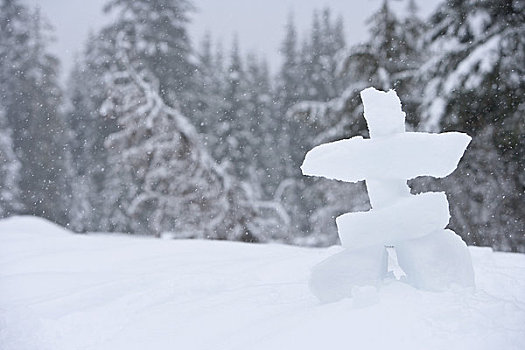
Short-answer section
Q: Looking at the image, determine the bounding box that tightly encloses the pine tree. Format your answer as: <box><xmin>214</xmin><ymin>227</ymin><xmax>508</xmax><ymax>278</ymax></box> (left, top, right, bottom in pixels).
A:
<box><xmin>283</xmin><ymin>2</ymin><xmax>427</xmax><ymax>245</ymax></box>
<box><xmin>291</xmin><ymin>0</ymin><xmax>427</xmax><ymax>141</ymax></box>
<box><xmin>274</xmin><ymin>8</ymin><xmax>354</xmax><ymax>245</ymax></box>
<box><xmin>277</xmin><ymin>14</ymin><xmax>301</xmax><ymax>113</ymax></box>
<box><xmin>192</xmin><ymin>35</ymin><xmax>233</xmax><ymax>162</ymax></box>
<box><xmin>415</xmin><ymin>0</ymin><xmax>525</xmax><ymax>252</ymax></box>
<box><xmin>217</xmin><ymin>37</ymin><xmax>246</xmax><ymax>175</ymax></box>
<box><xmin>101</xmin><ymin>35</ymin><xmax>287</xmax><ymax>240</ymax></box>
<box><xmin>204</xmin><ymin>37</ymin><xmax>256</xmax><ymax>181</ymax></box>
<box><xmin>335</xmin><ymin>0</ymin><xmax>425</xmax><ymax>107</ymax></box>
<box><xmin>299</xmin><ymin>8</ymin><xmax>346</xmax><ymax>103</ymax></box>
<box><xmin>102</xmin><ymin>0</ymin><xmax>195</xmax><ymax>110</ymax></box>
<box><xmin>65</xmin><ymin>30</ymin><xmax>130</xmax><ymax>232</ymax></box>
<box><xmin>100</xmin><ymin>37</ymin><xmax>212</xmax><ymax>236</ymax></box>
<box><xmin>0</xmin><ymin>107</ymin><xmax>22</xmax><ymax>217</ymax></box>
<box><xmin>273</xmin><ymin>14</ymin><xmax>303</xmax><ymax>202</ymax></box>
<box><xmin>0</xmin><ymin>1</ymin><xmax>71</xmax><ymax>224</ymax></box>
<box><xmin>66</xmin><ymin>0</ymin><xmax>197</xmax><ymax>231</ymax></box>
<box><xmin>193</xmin><ymin>36</ymin><xmax>291</xmax><ymax>239</ymax></box>
<box><xmin>276</xmin><ymin>14</ymin><xmax>310</xmax><ymax>181</ymax></box>
<box><xmin>193</xmin><ymin>34</ymin><xmax>220</xmax><ymax>132</ymax></box>
<box><xmin>244</xmin><ymin>55</ymin><xmax>277</xmax><ymax>195</ymax></box>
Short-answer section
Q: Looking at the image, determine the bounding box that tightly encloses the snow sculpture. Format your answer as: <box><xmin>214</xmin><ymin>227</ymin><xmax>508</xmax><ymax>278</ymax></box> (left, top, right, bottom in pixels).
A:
<box><xmin>303</xmin><ymin>87</ymin><xmax>475</xmax><ymax>303</ymax></box>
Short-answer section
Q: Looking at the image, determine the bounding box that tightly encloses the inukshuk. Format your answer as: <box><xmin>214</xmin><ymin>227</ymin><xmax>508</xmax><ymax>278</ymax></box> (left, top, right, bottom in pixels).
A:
<box><xmin>302</xmin><ymin>87</ymin><xmax>475</xmax><ymax>303</ymax></box>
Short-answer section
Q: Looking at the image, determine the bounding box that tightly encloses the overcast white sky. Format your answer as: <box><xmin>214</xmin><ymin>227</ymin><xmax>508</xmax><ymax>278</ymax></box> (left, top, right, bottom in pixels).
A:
<box><xmin>24</xmin><ymin>0</ymin><xmax>441</xmax><ymax>81</ymax></box>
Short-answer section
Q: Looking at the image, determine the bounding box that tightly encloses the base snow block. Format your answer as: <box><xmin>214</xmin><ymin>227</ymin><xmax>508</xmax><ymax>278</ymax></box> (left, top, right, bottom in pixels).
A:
<box><xmin>309</xmin><ymin>245</ymin><xmax>387</xmax><ymax>303</ymax></box>
<box><xmin>396</xmin><ymin>229</ymin><xmax>475</xmax><ymax>291</ymax></box>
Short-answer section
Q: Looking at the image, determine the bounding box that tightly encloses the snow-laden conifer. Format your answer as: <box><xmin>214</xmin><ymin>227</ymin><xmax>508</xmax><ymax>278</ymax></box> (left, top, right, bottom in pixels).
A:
<box><xmin>101</xmin><ymin>34</ymin><xmax>288</xmax><ymax>240</ymax></box>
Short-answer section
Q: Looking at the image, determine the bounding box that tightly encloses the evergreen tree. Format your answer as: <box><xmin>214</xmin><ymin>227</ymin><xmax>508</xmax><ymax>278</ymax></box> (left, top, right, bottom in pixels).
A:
<box><xmin>101</xmin><ymin>35</ymin><xmax>287</xmax><ymax>240</ymax></box>
<box><xmin>336</xmin><ymin>0</ymin><xmax>425</xmax><ymax>115</ymax></box>
<box><xmin>290</xmin><ymin>0</ymin><xmax>426</xmax><ymax>141</ymax></box>
<box><xmin>66</xmin><ymin>0</ymin><xmax>197</xmax><ymax>231</ymax></box>
<box><xmin>216</xmin><ymin>37</ymin><xmax>246</xmax><ymax>175</ymax></box>
<box><xmin>102</xmin><ymin>0</ymin><xmax>195</xmax><ymax>110</ymax></box>
<box><xmin>0</xmin><ymin>1</ymin><xmax>71</xmax><ymax>224</ymax></box>
<box><xmin>284</xmin><ymin>2</ymin><xmax>426</xmax><ymax>245</ymax></box>
<box><xmin>193</xmin><ymin>34</ymin><xmax>222</xmax><ymax>132</ymax></box>
<box><xmin>300</xmin><ymin>8</ymin><xmax>346</xmax><ymax>102</ymax></box>
<box><xmin>64</xmin><ymin>29</ymin><xmax>131</xmax><ymax>232</ymax></box>
<box><xmin>0</xmin><ymin>107</ymin><xmax>22</xmax><ymax>217</ymax></box>
<box><xmin>192</xmin><ymin>35</ymin><xmax>233</xmax><ymax>163</ymax></box>
<box><xmin>365</xmin><ymin>0</ymin><xmax>408</xmax><ymax>87</ymax></box>
<box><xmin>193</xmin><ymin>36</ymin><xmax>291</xmax><ymax>239</ymax></box>
<box><xmin>275</xmin><ymin>8</ymin><xmax>356</xmax><ymax>245</ymax></box>
<box><xmin>277</xmin><ymin>14</ymin><xmax>301</xmax><ymax>113</ymax></box>
<box><xmin>275</xmin><ymin>14</ymin><xmax>309</xmax><ymax>183</ymax></box>
<box><xmin>415</xmin><ymin>0</ymin><xmax>525</xmax><ymax>252</ymax></box>
<box><xmin>243</xmin><ymin>56</ymin><xmax>268</xmax><ymax>186</ymax></box>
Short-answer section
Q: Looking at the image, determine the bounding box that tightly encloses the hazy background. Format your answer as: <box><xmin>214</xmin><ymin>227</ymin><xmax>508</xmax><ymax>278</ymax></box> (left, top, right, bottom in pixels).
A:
<box><xmin>24</xmin><ymin>0</ymin><xmax>441</xmax><ymax>79</ymax></box>
<box><xmin>4</xmin><ymin>0</ymin><xmax>523</xmax><ymax>252</ymax></box>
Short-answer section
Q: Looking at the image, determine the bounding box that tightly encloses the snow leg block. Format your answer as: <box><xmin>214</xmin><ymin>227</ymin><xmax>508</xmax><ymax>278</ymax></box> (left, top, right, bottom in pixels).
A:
<box><xmin>395</xmin><ymin>229</ymin><xmax>475</xmax><ymax>291</ymax></box>
<box><xmin>309</xmin><ymin>245</ymin><xmax>387</xmax><ymax>303</ymax></box>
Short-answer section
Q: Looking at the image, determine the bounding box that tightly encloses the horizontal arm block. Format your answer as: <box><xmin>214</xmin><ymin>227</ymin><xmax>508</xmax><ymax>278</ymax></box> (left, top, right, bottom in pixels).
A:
<box><xmin>301</xmin><ymin>132</ymin><xmax>471</xmax><ymax>182</ymax></box>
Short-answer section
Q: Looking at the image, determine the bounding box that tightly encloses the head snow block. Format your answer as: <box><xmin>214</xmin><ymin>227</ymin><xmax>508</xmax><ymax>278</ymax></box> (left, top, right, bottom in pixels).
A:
<box><xmin>301</xmin><ymin>132</ymin><xmax>471</xmax><ymax>182</ymax></box>
<box><xmin>360</xmin><ymin>88</ymin><xmax>405</xmax><ymax>138</ymax></box>
<box><xmin>336</xmin><ymin>192</ymin><xmax>450</xmax><ymax>250</ymax></box>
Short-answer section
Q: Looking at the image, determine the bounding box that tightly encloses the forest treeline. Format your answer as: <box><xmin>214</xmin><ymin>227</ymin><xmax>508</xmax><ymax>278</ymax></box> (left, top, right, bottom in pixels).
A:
<box><xmin>0</xmin><ymin>0</ymin><xmax>523</xmax><ymax>251</ymax></box>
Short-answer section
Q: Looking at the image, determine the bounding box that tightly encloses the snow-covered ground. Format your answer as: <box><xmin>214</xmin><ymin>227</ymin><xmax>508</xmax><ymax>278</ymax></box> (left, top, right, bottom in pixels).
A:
<box><xmin>1</xmin><ymin>216</ymin><xmax>524</xmax><ymax>350</ymax></box>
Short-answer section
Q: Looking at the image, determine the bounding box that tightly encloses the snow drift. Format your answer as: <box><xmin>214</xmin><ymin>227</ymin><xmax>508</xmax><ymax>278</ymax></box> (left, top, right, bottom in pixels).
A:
<box><xmin>1</xmin><ymin>216</ymin><xmax>524</xmax><ymax>350</ymax></box>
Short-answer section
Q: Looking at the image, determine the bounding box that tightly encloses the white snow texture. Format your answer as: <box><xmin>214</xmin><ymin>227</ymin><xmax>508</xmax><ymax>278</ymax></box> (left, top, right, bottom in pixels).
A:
<box><xmin>1</xmin><ymin>216</ymin><xmax>524</xmax><ymax>350</ymax></box>
<box><xmin>302</xmin><ymin>87</ymin><xmax>474</xmax><ymax>302</ymax></box>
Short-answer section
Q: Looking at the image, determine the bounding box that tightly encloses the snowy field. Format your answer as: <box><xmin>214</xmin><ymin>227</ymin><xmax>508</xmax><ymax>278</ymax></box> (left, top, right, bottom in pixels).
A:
<box><xmin>1</xmin><ymin>216</ymin><xmax>524</xmax><ymax>350</ymax></box>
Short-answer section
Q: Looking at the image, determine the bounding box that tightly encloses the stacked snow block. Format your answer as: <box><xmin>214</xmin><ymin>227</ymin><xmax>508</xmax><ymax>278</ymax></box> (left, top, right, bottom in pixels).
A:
<box><xmin>302</xmin><ymin>87</ymin><xmax>475</xmax><ymax>303</ymax></box>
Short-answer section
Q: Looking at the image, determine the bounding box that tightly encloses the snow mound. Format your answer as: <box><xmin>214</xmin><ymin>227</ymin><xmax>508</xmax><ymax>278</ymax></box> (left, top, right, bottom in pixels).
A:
<box><xmin>0</xmin><ymin>215</ymin><xmax>71</xmax><ymax>236</ymax></box>
<box><xmin>1</xmin><ymin>216</ymin><xmax>524</xmax><ymax>350</ymax></box>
